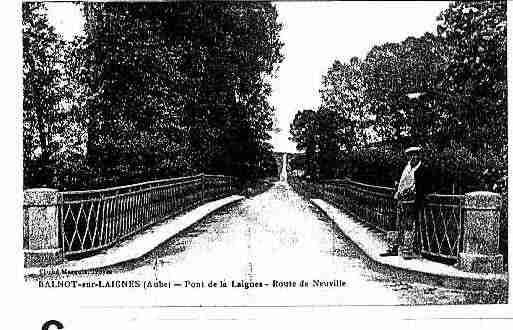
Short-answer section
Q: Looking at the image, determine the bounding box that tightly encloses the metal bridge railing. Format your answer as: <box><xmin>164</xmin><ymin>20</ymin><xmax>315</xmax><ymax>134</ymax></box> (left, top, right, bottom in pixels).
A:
<box><xmin>397</xmin><ymin>195</ymin><xmax>465</xmax><ymax>261</ymax></box>
<box><xmin>323</xmin><ymin>179</ymin><xmax>397</xmax><ymax>233</ymax></box>
<box><xmin>290</xmin><ymin>178</ymin><xmax>468</xmax><ymax>261</ymax></box>
<box><xmin>59</xmin><ymin>174</ymin><xmax>237</xmax><ymax>257</ymax></box>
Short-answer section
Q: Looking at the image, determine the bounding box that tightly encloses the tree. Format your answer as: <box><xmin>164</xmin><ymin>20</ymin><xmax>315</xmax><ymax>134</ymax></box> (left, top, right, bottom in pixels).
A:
<box><xmin>319</xmin><ymin>57</ymin><xmax>372</xmax><ymax>151</ymax></box>
<box><xmin>315</xmin><ymin>108</ymin><xmax>340</xmax><ymax>179</ymax></box>
<box><xmin>436</xmin><ymin>1</ymin><xmax>507</xmax><ymax>154</ymax></box>
<box><xmin>76</xmin><ymin>2</ymin><xmax>283</xmax><ymax>187</ymax></box>
<box><xmin>290</xmin><ymin>109</ymin><xmax>319</xmax><ymax>180</ymax></box>
<box><xmin>362</xmin><ymin>33</ymin><xmax>442</xmax><ymax>145</ymax></box>
<box><xmin>186</xmin><ymin>3</ymin><xmax>283</xmax><ymax>179</ymax></box>
<box><xmin>23</xmin><ymin>2</ymin><xmax>67</xmax><ymax>188</ymax></box>
<box><xmin>78</xmin><ymin>3</ymin><xmax>192</xmax><ymax>186</ymax></box>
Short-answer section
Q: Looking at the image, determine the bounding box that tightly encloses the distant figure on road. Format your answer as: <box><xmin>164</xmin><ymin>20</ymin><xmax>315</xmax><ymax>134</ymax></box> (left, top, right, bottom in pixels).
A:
<box><xmin>381</xmin><ymin>146</ymin><xmax>433</xmax><ymax>259</ymax></box>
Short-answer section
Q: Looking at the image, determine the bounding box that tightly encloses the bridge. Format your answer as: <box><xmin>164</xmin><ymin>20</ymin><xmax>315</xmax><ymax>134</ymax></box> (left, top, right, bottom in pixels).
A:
<box><xmin>23</xmin><ymin>159</ymin><xmax>507</xmax><ymax>304</ymax></box>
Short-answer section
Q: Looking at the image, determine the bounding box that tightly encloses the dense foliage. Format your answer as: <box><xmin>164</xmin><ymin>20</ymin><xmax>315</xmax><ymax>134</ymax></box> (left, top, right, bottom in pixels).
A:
<box><xmin>23</xmin><ymin>2</ymin><xmax>283</xmax><ymax>190</ymax></box>
<box><xmin>23</xmin><ymin>3</ymin><xmax>68</xmax><ymax>187</ymax></box>
<box><xmin>290</xmin><ymin>1</ymin><xmax>507</xmax><ymax>196</ymax></box>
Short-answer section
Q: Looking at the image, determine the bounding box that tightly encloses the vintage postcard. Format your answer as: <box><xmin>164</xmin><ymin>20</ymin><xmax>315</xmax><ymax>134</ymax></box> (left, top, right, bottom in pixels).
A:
<box><xmin>7</xmin><ymin>0</ymin><xmax>513</xmax><ymax>328</ymax></box>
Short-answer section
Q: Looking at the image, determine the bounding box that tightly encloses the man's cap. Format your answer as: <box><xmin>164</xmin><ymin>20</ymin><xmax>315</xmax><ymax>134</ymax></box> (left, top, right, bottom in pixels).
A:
<box><xmin>404</xmin><ymin>146</ymin><xmax>422</xmax><ymax>154</ymax></box>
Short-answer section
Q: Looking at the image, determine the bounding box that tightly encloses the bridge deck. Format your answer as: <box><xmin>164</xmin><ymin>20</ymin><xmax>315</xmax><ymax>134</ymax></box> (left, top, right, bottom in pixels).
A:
<box><xmin>26</xmin><ymin>182</ymin><xmax>506</xmax><ymax>305</ymax></box>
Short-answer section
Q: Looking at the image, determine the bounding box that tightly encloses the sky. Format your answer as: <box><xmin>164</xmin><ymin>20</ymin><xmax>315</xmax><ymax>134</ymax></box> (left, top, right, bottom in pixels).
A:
<box><xmin>270</xmin><ymin>1</ymin><xmax>450</xmax><ymax>153</ymax></box>
<box><xmin>46</xmin><ymin>2</ymin><xmax>84</xmax><ymax>41</ymax></box>
<box><xmin>45</xmin><ymin>1</ymin><xmax>451</xmax><ymax>154</ymax></box>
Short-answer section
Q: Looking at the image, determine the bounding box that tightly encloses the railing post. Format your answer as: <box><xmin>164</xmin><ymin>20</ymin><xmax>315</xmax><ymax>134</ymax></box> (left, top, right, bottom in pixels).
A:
<box><xmin>457</xmin><ymin>191</ymin><xmax>503</xmax><ymax>273</ymax></box>
<box><xmin>201</xmin><ymin>173</ymin><xmax>205</xmax><ymax>202</ymax></box>
<box><xmin>24</xmin><ymin>188</ymin><xmax>64</xmax><ymax>267</ymax></box>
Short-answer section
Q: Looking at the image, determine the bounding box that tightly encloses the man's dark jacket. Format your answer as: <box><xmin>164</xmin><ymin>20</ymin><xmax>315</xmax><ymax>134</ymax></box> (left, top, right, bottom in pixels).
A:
<box><xmin>414</xmin><ymin>164</ymin><xmax>435</xmax><ymax>211</ymax></box>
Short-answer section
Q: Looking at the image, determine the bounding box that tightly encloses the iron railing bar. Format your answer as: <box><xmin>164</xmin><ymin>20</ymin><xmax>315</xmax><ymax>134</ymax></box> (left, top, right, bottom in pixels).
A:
<box><xmin>99</xmin><ymin>198</ymin><xmax>106</xmax><ymax>246</ymax></box>
<box><xmin>62</xmin><ymin>178</ymin><xmax>203</xmax><ymax>204</ymax></box>
<box><xmin>90</xmin><ymin>199</ymin><xmax>101</xmax><ymax>248</ymax></box>
<box><xmin>343</xmin><ymin>186</ymin><xmax>394</xmax><ymax>199</ymax></box>
<box><xmin>81</xmin><ymin>201</ymin><xmax>95</xmax><ymax>250</ymax></box>
<box><xmin>61</xmin><ymin>174</ymin><xmax>203</xmax><ymax>196</ymax></box>
<box><xmin>420</xmin><ymin>251</ymin><xmax>459</xmax><ymax>260</ymax></box>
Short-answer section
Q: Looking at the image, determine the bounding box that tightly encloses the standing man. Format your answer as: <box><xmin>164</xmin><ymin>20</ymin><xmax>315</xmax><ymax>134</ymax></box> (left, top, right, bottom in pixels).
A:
<box><xmin>381</xmin><ymin>146</ymin><xmax>431</xmax><ymax>258</ymax></box>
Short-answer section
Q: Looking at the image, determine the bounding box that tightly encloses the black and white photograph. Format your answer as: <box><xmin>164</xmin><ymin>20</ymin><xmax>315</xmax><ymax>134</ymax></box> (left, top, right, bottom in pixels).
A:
<box><xmin>12</xmin><ymin>0</ymin><xmax>512</xmax><ymax>327</ymax></box>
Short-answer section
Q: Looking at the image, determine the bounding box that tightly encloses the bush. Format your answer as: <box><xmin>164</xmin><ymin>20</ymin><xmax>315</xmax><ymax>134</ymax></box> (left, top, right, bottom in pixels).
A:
<box><xmin>337</xmin><ymin>143</ymin><xmax>506</xmax><ymax>195</ymax></box>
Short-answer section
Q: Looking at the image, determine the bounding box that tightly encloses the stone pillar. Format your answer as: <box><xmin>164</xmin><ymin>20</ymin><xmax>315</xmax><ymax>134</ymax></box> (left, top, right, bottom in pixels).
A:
<box><xmin>23</xmin><ymin>188</ymin><xmax>64</xmax><ymax>267</ymax></box>
<box><xmin>457</xmin><ymin>191</ymin><xmax>503</xmax><ymax>273</ymax></box>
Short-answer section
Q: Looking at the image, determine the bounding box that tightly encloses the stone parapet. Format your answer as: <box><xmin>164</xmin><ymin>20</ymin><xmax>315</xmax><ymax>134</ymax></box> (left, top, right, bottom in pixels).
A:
<box><xmin>457</xmin><ymin>191</ymin><xmax>503</xmax><ymax>273</ymax></box>
<box><xmin>458</xmin><ymin>253</ymin><xmax>503</xmax><ymax>274</ymax></box>
<box><xmin>23</xmin><ymin>188</ymin><xmax>64</xmax><ymax>267</ymax></box>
